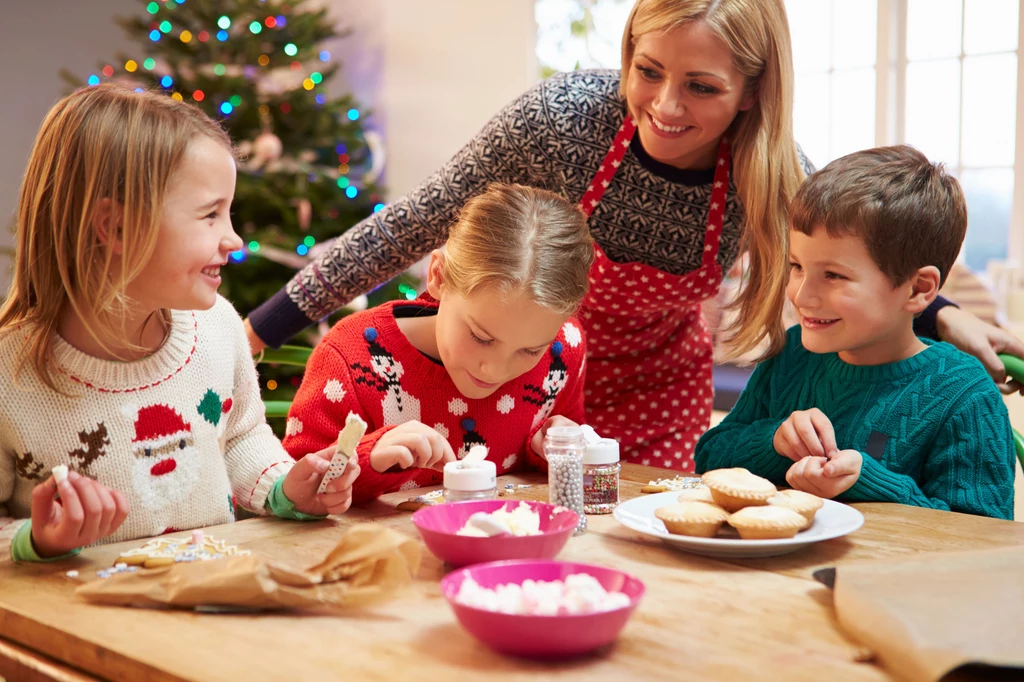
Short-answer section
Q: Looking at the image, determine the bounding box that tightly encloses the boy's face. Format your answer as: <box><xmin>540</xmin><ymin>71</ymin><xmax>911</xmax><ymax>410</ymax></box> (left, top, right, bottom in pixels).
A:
<box><xmin>428</xmin><ymin>253</ymin><xmax>568</xmax><ymax>400</ymax></box>
<box><xmin>787</xmin><ymin>225</ymin><xmax>923</xmax><ymax>364</ymax></box>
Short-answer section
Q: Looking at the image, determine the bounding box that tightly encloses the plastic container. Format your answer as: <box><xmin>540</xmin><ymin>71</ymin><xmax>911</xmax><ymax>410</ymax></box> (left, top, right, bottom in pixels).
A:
<box><xmin>583</xmin><ymin>438</ymin><xmax>620</xmax><ymax>514</ymax></box>
<box><xmin>545</xmin><ymin>426</ymin><xmax>586</xmax><ymax>533</ymax></box>
<box><xmin>443</xmin><ymin>459</ymin><xmax>497</xmax><ymax>503</ymax></box>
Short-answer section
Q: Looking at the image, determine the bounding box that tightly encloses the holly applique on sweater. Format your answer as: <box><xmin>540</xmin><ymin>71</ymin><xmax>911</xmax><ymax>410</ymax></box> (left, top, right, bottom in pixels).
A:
<box><xmin>282</xmin><ymin>298</ymin><xmax>587</xmax><ymax>503</ymax></box>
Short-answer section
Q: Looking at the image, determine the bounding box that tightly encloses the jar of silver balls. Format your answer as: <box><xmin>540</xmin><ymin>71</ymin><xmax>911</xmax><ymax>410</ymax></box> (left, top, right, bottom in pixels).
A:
<box><xmin>583</xmin><ymin>438</ymin><xmax>620</xmax><ymax>514</ymax></box>
<box><xmin>545</xmin><ymin>425</ymin><xmax>587</xmax><ymax>533</ymax></box>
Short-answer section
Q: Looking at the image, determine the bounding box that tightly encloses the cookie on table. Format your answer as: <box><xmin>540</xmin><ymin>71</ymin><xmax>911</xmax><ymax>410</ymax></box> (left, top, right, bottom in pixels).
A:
<box><xmin>641</xmin><ymin>476</ymin><xmax>703</xmax><ymax>493</ymax></box>
<box><xmin>767</xmin><ymin>490</ymin><xmax>824</xmax><ymax>528</ymax></box>
<box><xmin>396</xmin><ymin>490</ymin><xmax>445</xmax><ymax>512</ymax></box>
<box><xmin>727</xmin><ymin>506</ymin><xmax>807</xmax><ymax>540</ymax></box>
<box><xmin>116</xmin><ymin>535</ymin><xmax>249</xmax><ymax>568</ymax></box>
<box><xmin>655</xmin><ymin>501</ymin><xmax>730</xmax><ymax>538</ymax></box>
<box><xmin>701</xmin><ymin>468</ymin><xmax>777</xmax><ymax>512</ymax></box>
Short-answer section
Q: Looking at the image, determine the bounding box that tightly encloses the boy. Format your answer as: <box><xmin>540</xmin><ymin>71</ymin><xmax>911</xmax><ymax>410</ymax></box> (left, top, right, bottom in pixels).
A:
<box><xmin>695</xmin><ymin>145</ymin><xmax>1015</xmax><ymax>519</ymax></box>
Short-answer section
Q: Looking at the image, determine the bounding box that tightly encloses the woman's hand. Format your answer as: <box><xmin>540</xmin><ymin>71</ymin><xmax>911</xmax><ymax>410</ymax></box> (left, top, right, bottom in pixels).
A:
<box><xmin>935</xmin><ymin>306</ymin><xmax>1024</xmax><ymax>394</ymax></box>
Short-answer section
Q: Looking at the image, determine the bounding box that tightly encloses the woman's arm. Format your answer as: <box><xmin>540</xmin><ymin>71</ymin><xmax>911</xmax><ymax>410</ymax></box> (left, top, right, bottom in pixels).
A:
<box><xmin>247</xmin><ymin>80</ymin><xmax>563</xmax><ymax>350</ymax></box>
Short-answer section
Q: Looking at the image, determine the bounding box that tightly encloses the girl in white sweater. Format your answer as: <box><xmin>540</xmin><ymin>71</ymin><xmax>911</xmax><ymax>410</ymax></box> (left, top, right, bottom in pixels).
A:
<box><xmin>0</xmin><ymin>85</ymin><xmax>359</xmax><ymax>563</ymax></box>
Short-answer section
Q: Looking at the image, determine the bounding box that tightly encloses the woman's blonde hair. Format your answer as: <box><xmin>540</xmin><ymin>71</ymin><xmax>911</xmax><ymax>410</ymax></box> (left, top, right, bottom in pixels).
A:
<box><xmin>0</xmin><ymin>84</ymin><xmax>232</xmax><ymax>390</ymax></box>
<box><xmin>620</xmin><ymin>0</ymin><xmax>804</xmax><ymax>359</ymax></box>
<box><xmin>442</xmin><ymin>183</ymin><xmax>594</xmax><ymax>315</ymax></box>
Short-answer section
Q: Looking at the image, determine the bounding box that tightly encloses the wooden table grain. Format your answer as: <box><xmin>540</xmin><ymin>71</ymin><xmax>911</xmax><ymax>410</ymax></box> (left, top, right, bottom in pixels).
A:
<box><xmin>1</xmin><ymin>464</ymin><xmax>1022</xmax><ymax>682</ymax></box>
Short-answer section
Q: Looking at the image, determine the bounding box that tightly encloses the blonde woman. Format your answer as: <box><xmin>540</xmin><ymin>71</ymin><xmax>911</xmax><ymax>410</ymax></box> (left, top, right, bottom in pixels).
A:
<box><xmin>247</xmin><ymin>0</ymin><xmax>1022</xmax><ymax>470</ymax></box>
<box><xmin>0</xmin><ymin>85</ymin><xmax>358</xmax><ymax>563</ymax></box>
<box><xmin>281</xmin><ymin>183</ymin><xmax>594</xmax><ymax>504</ymax></box>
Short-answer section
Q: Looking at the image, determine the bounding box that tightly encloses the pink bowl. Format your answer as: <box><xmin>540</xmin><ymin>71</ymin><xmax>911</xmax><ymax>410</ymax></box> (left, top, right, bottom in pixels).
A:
<box><xmin>441</xmin><ymin>560</ymin><xmax>645</xmax><ymax>659</ymax></box>
<box><xmin>412</xmin><ymin>499</ymin><xmax>578</xmax><ymax>568</ymax></box>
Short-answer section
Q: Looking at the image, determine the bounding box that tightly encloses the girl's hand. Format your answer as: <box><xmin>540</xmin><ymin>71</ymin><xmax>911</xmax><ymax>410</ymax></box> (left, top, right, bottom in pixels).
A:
<box><xmin>282</xmin><ymin>447</ymin><xmax>362</xmax><ymax>516</ymax></box>
<box><xmin>772</xmin><ymin>408</ymin><xmax>838</xmax><ymax>461</ymax></box>
<box><xmin>785</xmin><ymin>450</ymin><xmax>862</xmax><ymax>499</ymax></box>
<box><xmin>369</xmin><ymin>421</ymin><xmax>456</xmax><ymax>473</ymax></box>
<box><xmin>530</xmin><ymin>416</ymin><xmax>580</xmax><ymax>461</ymax></box>
<box><xmin>31</xmin><ymin>471</ymin><xmax>130</xmax><ymax>558</ymax></box>
<box><xmin>935</xmin><ymin>305</ymin><xmax>1024</xmax><ymax>394</ymax></box>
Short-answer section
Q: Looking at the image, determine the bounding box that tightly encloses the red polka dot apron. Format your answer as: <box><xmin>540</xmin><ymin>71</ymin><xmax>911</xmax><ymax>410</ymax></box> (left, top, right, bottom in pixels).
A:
<box><xmin>578</xmin><ymin>114</ymin><xmax>730</xmax><ymax>472</ymax></box>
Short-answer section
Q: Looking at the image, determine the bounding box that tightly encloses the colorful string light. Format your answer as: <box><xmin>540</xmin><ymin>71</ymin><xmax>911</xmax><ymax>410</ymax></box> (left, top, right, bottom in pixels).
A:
<box><xmin>319</xmin><ymin>50</ymin><xmax>330</xmax><ymax>62</ymax></box>
<box><xmin>347</xmin><ymin>109</ymin><xmax>359</xmax><ymax>121</ymax></box>
<box><xmin>216</xmin><ymin>29</ymin><xmax>228</xmax><ymax>41</ymax></box>
<box><xmin>144</xmin><ymin>58</ymin><xmax>156</xmax><ymax>70</ymax></box>
<box><xmin>296</xmin><ymin>245</ymin><xmax>309</xmax><ymax>256</ymax></box>
<box><xmin>125</xmin><ymin>60</ymin><xmax>138</xmax><ymax>72</ymax></box>
<box><xmin>303</xmin><ymin>236</ymin><xmax>316</xmax><ymax>247</ymax></box>
<box><xmin>87</xmin><ymin>74</ymin><xmax>100</xmax><ymax>86</ymax></box>
<box><xmin>249</xmin><ymin>21</ymin><xmax>262</xmax><ymax>34</ymax></box>
<box><xmin>284</xmin><ymin>43</ymin><xmax>298</xmax><ymax>56</ymax></box>
<box><xmin>373</xmin><ymin>203</ymin><xmax>385</xmax><ymax>212</ymax></box>
<box><xmin>345</xmin><ymin>186</ymin><xmax>358</xmax><ymax>199</ymax></box>
<box><xmin>217</xmin><ymin>16</ymin><xmax>230</xmax><ymax>29</ymax></box>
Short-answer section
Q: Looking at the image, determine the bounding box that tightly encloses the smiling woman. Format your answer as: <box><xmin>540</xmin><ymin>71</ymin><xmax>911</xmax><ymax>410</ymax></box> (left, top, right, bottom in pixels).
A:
<box><xmin>246</xmin><ymin>0</ymin><xmax>1022</xmax><ymax>470</ymax></box>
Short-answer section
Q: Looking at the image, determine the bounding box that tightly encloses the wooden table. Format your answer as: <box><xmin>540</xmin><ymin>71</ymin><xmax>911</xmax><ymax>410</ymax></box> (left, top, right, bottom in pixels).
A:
<box><xmin>1</xmin><ymin>464</ymin><xmax>1022</xmax><ymax>682</ymax></box>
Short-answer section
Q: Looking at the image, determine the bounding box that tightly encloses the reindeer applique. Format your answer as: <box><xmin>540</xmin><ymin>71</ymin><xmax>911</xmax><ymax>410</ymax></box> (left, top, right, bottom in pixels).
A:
<box><xmin>69</xmin><ymin>423</ymin><xmax>110</xmax><ymax>476</ymax></box>
<box><xmin>14</xmin><ymin>451</ymin><xmax>45</xmax><ymax>482</ymax></box>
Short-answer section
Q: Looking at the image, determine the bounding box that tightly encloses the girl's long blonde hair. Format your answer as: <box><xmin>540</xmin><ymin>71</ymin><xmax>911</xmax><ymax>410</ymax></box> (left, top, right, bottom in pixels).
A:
<box><xmin>0</xmin><ymin>84</ymin><xmax>232</xmax><ymax>390</ymax></box>
<box><xmin>621</xmin><ymin>0</ymin><xmax>804</xmax><ymax>359</ymax></box>
<box><xmin>442</xmin><ymin>183</ymin><xmax>595</xmax><ymax>315</ymax></box>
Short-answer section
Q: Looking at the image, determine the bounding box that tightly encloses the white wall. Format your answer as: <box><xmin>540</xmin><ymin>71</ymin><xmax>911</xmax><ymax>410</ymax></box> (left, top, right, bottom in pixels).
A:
<box><xmin>375</xmin><ymin>0</ymin><xmax>538</xmax><ymax>196</ymax></box>
<box><xmin>0</xmin><ymin>0</ymin><xmax>137</xmax><ymax>291</ymax></box>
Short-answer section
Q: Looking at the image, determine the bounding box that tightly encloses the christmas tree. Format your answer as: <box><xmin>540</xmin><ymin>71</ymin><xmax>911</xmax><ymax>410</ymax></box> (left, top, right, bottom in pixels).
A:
<box><xmin>64</xmin><ymin>0</ymin><xmax>420</xmax><ymax>425</ymax></box>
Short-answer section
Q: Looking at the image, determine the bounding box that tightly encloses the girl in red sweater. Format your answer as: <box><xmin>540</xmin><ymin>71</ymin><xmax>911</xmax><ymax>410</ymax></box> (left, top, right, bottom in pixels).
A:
<box><xmin>283</xmin><ymin>184</ymin><xmax>595</xmax><ymax>503</ymax></box>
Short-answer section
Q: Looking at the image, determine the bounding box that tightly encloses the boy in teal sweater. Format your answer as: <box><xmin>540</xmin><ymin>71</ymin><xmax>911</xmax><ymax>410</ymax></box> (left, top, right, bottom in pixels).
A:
<box><xmin>695</xmin><ymin>146</ymin><xmax>1015</xmax><ymax>520</ymax></box>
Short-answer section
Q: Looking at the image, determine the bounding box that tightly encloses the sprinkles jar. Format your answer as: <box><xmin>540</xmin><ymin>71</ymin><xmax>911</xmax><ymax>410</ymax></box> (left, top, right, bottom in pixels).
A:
<box><xmin>583</xmin><ymin>438</ymin><xmax>620</xmax><ymax>514</ymax></box>
<box><xmin>545</xmin><ymin>425</ymin><xmax>587</xmax><ymax>534</ymax></box>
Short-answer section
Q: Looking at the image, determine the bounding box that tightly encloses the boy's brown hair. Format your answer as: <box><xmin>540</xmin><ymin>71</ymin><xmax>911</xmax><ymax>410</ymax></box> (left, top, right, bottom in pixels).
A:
<box><xmin>790</xmin><ymin>145</ymin><xmax>967</xmax><ymax>287</ymax></box>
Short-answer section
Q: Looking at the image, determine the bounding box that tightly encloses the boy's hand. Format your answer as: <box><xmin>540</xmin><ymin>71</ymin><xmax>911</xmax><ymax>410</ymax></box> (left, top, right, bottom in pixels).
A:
<box><xmin>785</xmin><ymin>449</ymin><xmax>862</xmax><ymax>498</ymax></box>
<box><xmin>530</xmin><ymin>416</ymin><xmax>579</xmax><ymax>461</ymax></box>
<box><xmin>369</xmin><ymin>421</ymin><xmax>456</xmax><ymax>473</ymax></box>
<box><xmin>283</xmin><ymin>446</ymin><xmax>362</xmax><ymax>515</ymax></box>
<box><xmin>31</xmin><ymin>470</ymin><xmax>130</xmax><ymax>558</ymax></box>
<box><xmin>773</xmin><ymin>408</ymin><xmax>838</xmax><ymax>461</ymax></box>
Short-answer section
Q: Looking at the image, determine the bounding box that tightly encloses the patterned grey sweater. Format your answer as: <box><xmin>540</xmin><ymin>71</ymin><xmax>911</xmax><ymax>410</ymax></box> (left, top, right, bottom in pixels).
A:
<box><xmin>250</xmin><ymin>69</ymin><xmax>749</xmax><ymax>346</ymax></box>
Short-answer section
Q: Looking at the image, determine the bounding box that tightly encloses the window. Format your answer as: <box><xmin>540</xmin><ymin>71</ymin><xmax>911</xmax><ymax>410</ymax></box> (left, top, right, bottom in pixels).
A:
<box><xmin>788</xmin><ymin>0</ymin><xmax>1020</xmax><ymax>273</ymax></box>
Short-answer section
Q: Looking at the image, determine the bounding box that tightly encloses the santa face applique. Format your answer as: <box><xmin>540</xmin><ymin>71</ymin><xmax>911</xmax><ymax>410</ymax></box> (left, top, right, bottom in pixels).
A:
<box><xmin>352</xmin><ymin>327</ymin><xmax>421</xmax><ymax>425</ymax></box>
<box><xmin>525</xmin><ymin>342</ymin><xmax>568</xmax><ymax>431</ymax></box>
<box><xmin>124</xmin><ymin>404</ymin><xmax>201</xmax><ymax>510</ymax></box>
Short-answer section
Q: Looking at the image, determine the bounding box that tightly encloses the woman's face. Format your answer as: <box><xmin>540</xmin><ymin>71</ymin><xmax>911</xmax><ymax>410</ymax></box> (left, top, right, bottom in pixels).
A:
<box><xmin>625</xmin><ymin>20</ymin><xmax>755</xmax><ymax>170</ymax></box>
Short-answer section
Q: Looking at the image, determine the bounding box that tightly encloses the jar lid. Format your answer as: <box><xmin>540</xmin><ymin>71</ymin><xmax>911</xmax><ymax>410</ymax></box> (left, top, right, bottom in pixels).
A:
<box><xmin>583</xmin><ymin>438</ymin><xmax>619</xmax><ymax>465</ymax></box>
<box><xmin>443</xmin><ymin>459</ymin><xmax>497</xmax><ymax>491</ymax></box>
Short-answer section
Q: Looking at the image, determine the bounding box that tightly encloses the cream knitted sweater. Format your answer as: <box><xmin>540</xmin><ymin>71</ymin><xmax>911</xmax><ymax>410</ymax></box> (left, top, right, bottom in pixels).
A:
<box><xmin>0</xmin><ymin>296</ymin><xmax>294</xmax><ymax>561</ymax></box>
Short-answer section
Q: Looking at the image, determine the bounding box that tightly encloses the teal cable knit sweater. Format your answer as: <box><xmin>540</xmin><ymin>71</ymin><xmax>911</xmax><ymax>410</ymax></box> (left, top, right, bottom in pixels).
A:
<box><xmin>695</xmin><ymin>326</ymin><xmax>1015</xmax><ymax>520</ymax></box>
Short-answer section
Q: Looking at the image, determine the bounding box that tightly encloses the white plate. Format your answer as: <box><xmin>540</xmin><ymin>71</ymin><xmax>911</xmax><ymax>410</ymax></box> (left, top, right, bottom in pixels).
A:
<box><xmin>613</xmin><ymin>492</ymin><xmax>864</xmax><ymax>558</ymax></box>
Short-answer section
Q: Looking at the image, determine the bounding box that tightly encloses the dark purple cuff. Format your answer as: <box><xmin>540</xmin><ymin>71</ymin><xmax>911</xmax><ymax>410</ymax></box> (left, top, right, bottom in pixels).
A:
<box><xmin>248</xmin><ymin>288</ymin><xmax>318</xmax><ymax>349</ymax></box>
<box><xmin>914</xmin><ymin>294</ymin><xmax>958</xmax><ymax>341</ymax></box>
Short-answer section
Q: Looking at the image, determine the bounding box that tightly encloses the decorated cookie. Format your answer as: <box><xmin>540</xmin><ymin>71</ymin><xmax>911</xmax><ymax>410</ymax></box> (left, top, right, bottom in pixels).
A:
<box><xmin>641</xmin><ymin>476</ymin><xmax>704</xmax><ymax>493</ymax></box>
<box><xmin>701</xmin><ymin>468</ymin><xmax>777</xmax><ymax>512</ymax></box>
<box><xmin>396</xmin><ymin>489</ymin><xmax>444</xmax><ymax>512</ymax></box>
<box><xmin>317</xmin><ymin>412</ymin><xmax>367</xmax><ymax>495</ymax></box>
<box><xmin>116</xmin><ymin>532</ymin><xmax>250</xmax><ymax>568</ymax></box>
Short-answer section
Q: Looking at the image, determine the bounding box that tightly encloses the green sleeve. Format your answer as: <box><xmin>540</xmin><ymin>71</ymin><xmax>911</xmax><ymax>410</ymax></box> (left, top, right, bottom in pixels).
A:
<box><xmin>843</xmin><ymin>388</ymin><xmax>1015</xmax><ymax>520</ymax></box>
<box><xmin>264</xmin><ymin>476</ymin><xmax>327</xmax><ymax>521</ymax></box>
<box><xmin>11</xmin><ymin>522</ymin><xmax>81</xmax><ymax>563</ymax></box>
<box><xmin>694</xmin><ymin>358</ymin><xmax>790</xmax><ymax>485</ymax></box>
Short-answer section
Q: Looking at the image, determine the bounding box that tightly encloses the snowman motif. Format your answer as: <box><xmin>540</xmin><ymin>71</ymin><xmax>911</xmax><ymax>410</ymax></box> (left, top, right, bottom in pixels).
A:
<box><xmin>123</xmin><ymin>404</ymin><xmax>201</xmax><ymax>511</ymax></box>
<box><xmin>352</xmin><ymin>327</ymin><xmax>421</xmax><ymax>425</ymax></box>
<box><xmin>524</xmin><ymin>342</ymin><xmax>569</xmax><ymax>431</ymax></box>
<box><xmin>456</xmin><ymin>418</ymin><xmax>487</xmax><ymax>460</ymax></box>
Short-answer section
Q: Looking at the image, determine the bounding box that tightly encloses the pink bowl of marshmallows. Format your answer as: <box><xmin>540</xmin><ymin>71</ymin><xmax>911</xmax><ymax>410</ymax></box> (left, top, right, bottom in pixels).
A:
<box><xmin>441</xmin><ymin>560</ymin><xmax>645</xmax><ymax>659</ymax></box>
<box><xmin>411</xmin><ymin>499</ymin><xmax>578</xmax><ymax>568</ymax></box>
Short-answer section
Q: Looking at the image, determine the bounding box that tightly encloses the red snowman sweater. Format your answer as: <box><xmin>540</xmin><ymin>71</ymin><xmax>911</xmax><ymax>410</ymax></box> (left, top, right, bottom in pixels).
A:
<box><xmin>282</xmin><ymin>297</ymin><xmax>587</xmax><ymax>503</ymax></box>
